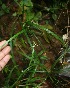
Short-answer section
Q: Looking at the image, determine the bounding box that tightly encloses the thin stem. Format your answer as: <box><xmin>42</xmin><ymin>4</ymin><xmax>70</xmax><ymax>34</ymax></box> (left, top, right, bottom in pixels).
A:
<box><xmin>0</xmin><ymin>23</ymin><xmax>26</xmax><ymax>49</ymax></box>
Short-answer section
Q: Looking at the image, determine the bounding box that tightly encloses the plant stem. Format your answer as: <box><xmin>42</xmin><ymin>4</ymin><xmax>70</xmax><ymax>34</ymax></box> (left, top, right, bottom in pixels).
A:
<box><xmin>0</xmin><ymin>23</ymin><xmax>26</xmax><ymax>49</ymax></box>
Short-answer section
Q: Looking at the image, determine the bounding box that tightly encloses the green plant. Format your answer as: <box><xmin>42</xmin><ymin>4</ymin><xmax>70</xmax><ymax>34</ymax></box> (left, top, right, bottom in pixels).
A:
<box><xmin>0</xmin><ymin>0</ymin><xmax>70</xmax><ymax>88</ymax></box>
<box><xmin>1</xmin><ymin>16</ymin><xmax>65</xmax><ymax>87</ymax></box>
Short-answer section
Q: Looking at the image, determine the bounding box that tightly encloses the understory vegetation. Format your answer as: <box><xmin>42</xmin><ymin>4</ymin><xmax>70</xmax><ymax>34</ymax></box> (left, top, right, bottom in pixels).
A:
<box><xmin>0</xmin><ymin>0</ymin><xmax>70</xmax><ymax>88</ymax></box>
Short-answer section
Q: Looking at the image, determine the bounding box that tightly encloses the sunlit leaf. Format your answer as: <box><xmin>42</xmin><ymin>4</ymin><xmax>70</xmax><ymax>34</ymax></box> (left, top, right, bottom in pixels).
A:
<box><xmin>26</xmin><ymin>9</ymin><xmax>34</xmax><ymax>21</ymax></box>
<box><xmin>12</xmin><ymin>12</ymin><xmax>17</xmax><ymax>16</ymax></box>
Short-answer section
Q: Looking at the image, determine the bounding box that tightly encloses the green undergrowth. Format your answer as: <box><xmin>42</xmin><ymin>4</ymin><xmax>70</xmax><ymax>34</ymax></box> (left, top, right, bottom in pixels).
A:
<box><xmin>0</xmin><ymin>0</ymin><xmax>70</xmax><ymax>88</ymax></box>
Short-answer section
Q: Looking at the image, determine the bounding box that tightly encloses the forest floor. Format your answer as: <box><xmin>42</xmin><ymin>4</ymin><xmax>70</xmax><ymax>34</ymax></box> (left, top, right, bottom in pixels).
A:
<box><xmin>0</xmin><ymin>0</ymin><xmax>70</xmax><ymax>88</ymax></box>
